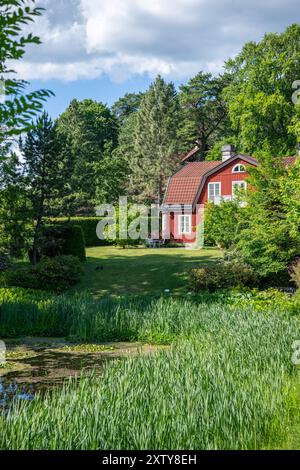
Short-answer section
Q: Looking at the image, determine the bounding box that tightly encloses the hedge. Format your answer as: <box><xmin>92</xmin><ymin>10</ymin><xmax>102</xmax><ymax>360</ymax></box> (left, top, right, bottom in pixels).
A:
<box><xmin>50</xmin><ymin>217</ymin><xmax>160</xmax><ymax>247</ymax></box>
<box><xmin>42</xmin><ymin>224</ymin><xmax>86</xmax><ymax>262</ymax></box>
<box><xmin>50</xmin><ymin>217</ymin><xmax>109</xmax><ymax>247</ymax></box>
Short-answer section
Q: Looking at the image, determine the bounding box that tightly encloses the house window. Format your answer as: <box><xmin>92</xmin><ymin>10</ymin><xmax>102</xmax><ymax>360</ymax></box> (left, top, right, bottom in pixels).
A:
<box><xmin>232</xmin><ymin>164</ymin><xmax>246</xmax><ymax>173</ymax></box>
<box><xmin>232</xmin><ymin>180</ymin><xmax>247</xmax><ymax>196</ymax></box>
<box><xmin>178</xmin><ymin>215</ymin><xmax>191</xmax><ymax>235</ymax></box>
<box><xmin>208</xmin><ymin>182</ymin><xmax>221</xmax><ymax>203</ymax></box>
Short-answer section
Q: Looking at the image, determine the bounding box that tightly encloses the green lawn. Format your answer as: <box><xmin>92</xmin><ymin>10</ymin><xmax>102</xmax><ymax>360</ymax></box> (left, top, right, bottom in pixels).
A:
<box><xmin>75</xmin><ymin>246</ymin><xmax>221</xmax><ymax>298</ymax></box>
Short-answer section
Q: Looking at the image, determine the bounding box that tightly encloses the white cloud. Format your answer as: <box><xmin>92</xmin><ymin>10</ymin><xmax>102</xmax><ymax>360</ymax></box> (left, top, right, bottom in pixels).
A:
<box><xmin>11</xmin><ymin>0</ymin><xmax>300</xmax><ymax>82</ymax></box>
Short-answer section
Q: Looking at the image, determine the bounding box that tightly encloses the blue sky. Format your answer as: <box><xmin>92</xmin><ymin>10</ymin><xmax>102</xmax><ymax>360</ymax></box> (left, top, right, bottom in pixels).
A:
<box><xmin>28</xmin><ymin>75</ymin><xmax>157</xmax><ymax>119</ymax></box>
<box><xmin>18</xmin><ymin>0</ymin><xmax>300</xmax><ymax>118</ymax></box>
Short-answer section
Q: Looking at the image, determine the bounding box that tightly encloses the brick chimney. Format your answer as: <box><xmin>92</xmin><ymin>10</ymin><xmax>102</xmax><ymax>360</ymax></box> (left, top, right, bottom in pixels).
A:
<box><xmin>222</xmin><ymin>144</ymin><xmax>236</xmax><ymax>162</ymax></box>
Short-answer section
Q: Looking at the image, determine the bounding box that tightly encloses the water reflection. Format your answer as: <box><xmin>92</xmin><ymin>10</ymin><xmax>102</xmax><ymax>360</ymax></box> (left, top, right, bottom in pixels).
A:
<box><xmin>0</xmin><ymin>340</ymin><xmax>155</xmax><ymax>408</ymax></box>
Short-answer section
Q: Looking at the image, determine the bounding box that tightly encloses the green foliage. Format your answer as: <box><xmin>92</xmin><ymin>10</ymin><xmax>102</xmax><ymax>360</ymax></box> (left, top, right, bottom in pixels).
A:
<box><xmin>0</xmin><ymin>248</ymin><xmax>10</xmax><ymax>271</ymax></box>
<box><xmin>20</xmin><ymin>112</ymin><xmax>67</xmax><ymax>263</ymax></box>
<box><xmin>179</xmin><ymin>72</ymin><xmax>231</xmax><ymax>158</ymax></box>
<box><xmin>228</xmin><ymin>288</ymin><xmax>300</xmax><ymax>316</ymax></box>
<box><xmin>0</xmin><ymin>152</ymin><xmax>32</xmax><ymax>257</ymax></box>
<box><xmin>204</xmin><ymin>200</ymin><xmax>241</xmax><ymax>248</ymax></box>
<box><xmin>42</xmin><ymin>224</ymin><xmax>86</xmax><ymax>261</ymax></box>
<box><xmin>279</xmin><ymin>159</ymin><xmax>300</xmax><ymax>243</ymax></box>
<box><xmin>56</xmin><ymin>99</ymin><xmax>118</xmax><ymax>215</ymax></box>
<box><xmin>0</xmin><ymin>0</ymin><xmax>53</xmax><ymax>150</ymax></box>
<box><xmin>94</xmin><ymin>143</ymin><xmax>128</xmax><ymax>205</ymax></box>
<box><xmin>111</xmin><ymin>92</ymin><xmax>144</xmax><ymax>125</ymax></box>
<box><xmin>104</xmin><ymin>205</ymin><xmax>148</xmax><ymax>248</ymax></box>
<box><xmin>127</xmin><ymin>76</ymin><xmax>181</xmax><ymax>203</ymax></box>
<box><xmin>6</xmin><ymin>255</ymin><xmax>83</xmax><ymax>293</ymax></box>
<box><xmin>0</xmin><ymin>296</ymin><xmax>299</xmax><ymax>449</ymax></box>
<box><xmin>62</xmin><ymin>225</ymin><xmax>86</xmax><ymax>262</ymax></box>
<box><xmin>50</xmin><ymin>217</ymin><xmax>109</xmax><ymax>247</ymax></box>
<box><xmin>0</xmin><ymin>287</ymin><xmax>52</xmax><ymax>303</ymax></box>
<box><xmin>224</xmin><ymin>24</ymin><xmax>300</xmax><ymax>156</ymax></box>
<box><xmin>233</xmin><ymin>156</ymin><xmax>300</xmax><ymax>280</ymax></box>
<box><xmin>190</xmin><ymin>262</ymin><xmax>257</xmax><ymax>292</ymax></box>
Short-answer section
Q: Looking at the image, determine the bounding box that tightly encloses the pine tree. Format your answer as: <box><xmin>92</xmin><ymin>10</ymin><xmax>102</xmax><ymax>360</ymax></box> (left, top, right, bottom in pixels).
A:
<box><xmin>178</xmin><ymin>72</ymin><xmax>230</xmax><ymax>160</ymax></box>
<box><xmin>21</xmin><ymin>112</ymin><xmax>65</xmax><ymax>264</ymax></box>
<box><xmin>128</xmin><ymin>76</ymin><xmax>180</xmax><ymax>204</ymax></box>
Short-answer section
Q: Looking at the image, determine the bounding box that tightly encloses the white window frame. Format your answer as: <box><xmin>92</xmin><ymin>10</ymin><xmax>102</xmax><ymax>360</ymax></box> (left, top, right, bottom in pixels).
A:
<box><xmin>178</xmin><ymin>214</ymin><xmax>192</xmax><ymax>235</ymax></box>
<box><xmin>232</xmin><ymin>180</ymin><xmax>247</xmax><ymax>197</ymax></box>
<box><xmin>232</xmin><ymin>164</ymin><xmax>246</xmax><ymax>173</ymax></box>
<box><xmin>208</xmin><ymin>182</ymin><xmax>222</xmax><ymax>203</ymax></box>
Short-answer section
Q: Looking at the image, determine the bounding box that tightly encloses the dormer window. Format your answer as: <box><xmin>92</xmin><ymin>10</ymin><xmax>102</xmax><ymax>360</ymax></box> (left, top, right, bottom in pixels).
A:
<box><xmin>232</xmin><ymin>164</ymin><xmax>246</xmax><ymax>173</ymax></box>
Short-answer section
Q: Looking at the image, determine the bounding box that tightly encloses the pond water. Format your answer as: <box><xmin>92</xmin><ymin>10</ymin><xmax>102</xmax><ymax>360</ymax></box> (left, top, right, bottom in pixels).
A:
<box><xmin>0</xmin><ymin>338</ymin><xmax>158</xmax><ymax>409</ymax></box>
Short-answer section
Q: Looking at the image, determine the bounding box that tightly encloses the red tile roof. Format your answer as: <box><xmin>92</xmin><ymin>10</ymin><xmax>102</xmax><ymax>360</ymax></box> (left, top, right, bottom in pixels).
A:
<box><xmin>163</xmin><ymin>154</ymin><xmax>298</xmax><ymax>206</ymax></box>
<box><xmin>164</xmin><ymin>161</ymin><xmax>220</xmax><ymax>205</ymax></box>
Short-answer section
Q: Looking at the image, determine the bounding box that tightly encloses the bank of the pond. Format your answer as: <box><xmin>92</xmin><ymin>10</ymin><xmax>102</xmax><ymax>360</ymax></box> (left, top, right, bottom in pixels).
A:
<box><xmin>0</xmin><ymin>301</ymin><xmax>299</xmax><ymax>450</ymax></box>
<box><xmin>0</xmin><ymin>338</ymin><xmax>163</xmax><ymax>408</ymax></box>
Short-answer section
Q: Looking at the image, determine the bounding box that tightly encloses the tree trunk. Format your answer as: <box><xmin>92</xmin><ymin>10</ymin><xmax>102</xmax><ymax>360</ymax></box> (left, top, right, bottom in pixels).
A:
<box><xmin>31</xmin><ymin>215</ymin><xmax>42</xmax><ymax>265</ymax></box>
<box><xmin>196</xmin><ymin>139</ymin><xmax>207</xmax><ymax>161</ymax></box>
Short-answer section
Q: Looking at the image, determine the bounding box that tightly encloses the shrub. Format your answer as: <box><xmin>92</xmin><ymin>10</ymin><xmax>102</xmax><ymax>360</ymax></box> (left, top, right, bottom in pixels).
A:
<box><xmin>289</xmin><ymin>258</ymin><xmax>300</xmax><ymax>288</ymax></box>
<box><xmin>228</xmin><ymin>288</ymin><xmax>300</xmax><ymax>316</ymax></box>
<box><xmin>0</xmin><ymin>249</ymin><xmax>11</xmax><ymax>272</ymax></box>
<box><xmin>62</xmin><ymin>225</ymin><xmax>86</xmax><ymax>262</ymax></box>
<box><xmin>50</xmin><ymin>217</ymin><xmax>110</xmax><ymax>247</ymax></box>
<box><xmin>204</xmin><ymin>201</ymin><xmax>241</xmax><ymax>249</ymax></box>
<box><xmin>7</xmin><ymin>255</ymin><xmax>83</xmax><ymax>293</ymax></box>
<box><xmin>190</xmin><ymin>262</ymin><xmax>257</xmax><ymax>292</ymax></box>
<box><xmin>42</xmin><ymin>224</ymin><xmax>86</xmax><ymax>262</ymax></box>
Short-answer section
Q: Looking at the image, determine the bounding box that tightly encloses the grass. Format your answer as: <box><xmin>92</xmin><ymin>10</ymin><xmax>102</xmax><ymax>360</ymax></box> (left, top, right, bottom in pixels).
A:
<box><xmin>0</xmin><ymin>300</ymin><xmax>299</xmax><ymax>449</ymax></box>
<box><xmin>75</xmin><ymin>246</ymin><xmax>220</xmax><ymax>297</ymax></box>
<box><xmin>276</xmin><ymin>374</ymin><xmax>300</xmax><ymax>449</ymax></box>
<box><xmin>0</xmin><ymin>289</ymin><xmax>244</xmax><ymax>342</ymax></box>
<box><xmin>0</xmin><ymin>247</ymin><xmax>299</xmax><ymax>450</ymax></box>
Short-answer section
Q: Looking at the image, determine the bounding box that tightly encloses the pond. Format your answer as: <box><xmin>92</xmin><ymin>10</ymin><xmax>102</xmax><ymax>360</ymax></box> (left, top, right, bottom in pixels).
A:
<box><xmin>0</xmin><ymin>338</ymin><xmax>160</xmax><ymax>409</ymax></box>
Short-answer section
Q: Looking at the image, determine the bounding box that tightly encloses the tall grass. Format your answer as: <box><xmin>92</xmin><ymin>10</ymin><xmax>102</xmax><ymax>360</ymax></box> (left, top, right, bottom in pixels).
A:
<box><xmin>0</xmin><ymin>288</ymin><xmax>234</xmax><ymax>342</ymax></box>
<box><xmin>0</xmin><ymin>295</ymin><xmax>300</xmax><ymax>449</ymax></box>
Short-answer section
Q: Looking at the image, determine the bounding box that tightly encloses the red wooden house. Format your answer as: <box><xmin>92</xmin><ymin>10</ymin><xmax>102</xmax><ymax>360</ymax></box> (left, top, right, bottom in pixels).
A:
<box><xmin>161</xmin><ymin>145</ymin><xmax>296</xmax><ymax>244</ymax></box>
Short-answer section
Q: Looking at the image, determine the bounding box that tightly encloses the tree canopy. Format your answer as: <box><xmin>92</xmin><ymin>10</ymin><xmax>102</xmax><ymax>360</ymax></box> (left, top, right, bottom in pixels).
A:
<box><xmin>224</xmin><ymin>24</ymin><xmax>300</xmax><ymax>157</ymax></box>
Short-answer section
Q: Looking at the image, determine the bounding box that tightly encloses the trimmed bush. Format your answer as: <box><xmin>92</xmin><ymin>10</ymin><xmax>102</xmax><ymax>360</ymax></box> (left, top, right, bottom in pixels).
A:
<box><xmin>190</xmin><ymin>262</ymin><xmax>257</xmax><ymax>292</ymax></box>
<box><xmin>62</xmin><ymin>225</ymin><xmax>86</xmax><ymax>262</ymax></box>
<box><xmin>6</xmin><ymin>255</ymin><xmax>83</xmax><ymax>293</ymax></box>
<box><xmin>50</xmin><ymin>218</ymin><xmax>109</xmax><ymax>247</ymax></box>
<box><xmin>42</xmin><ymin>224</ymin><xmax>86</xmax><ymax>262</ymax></box>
